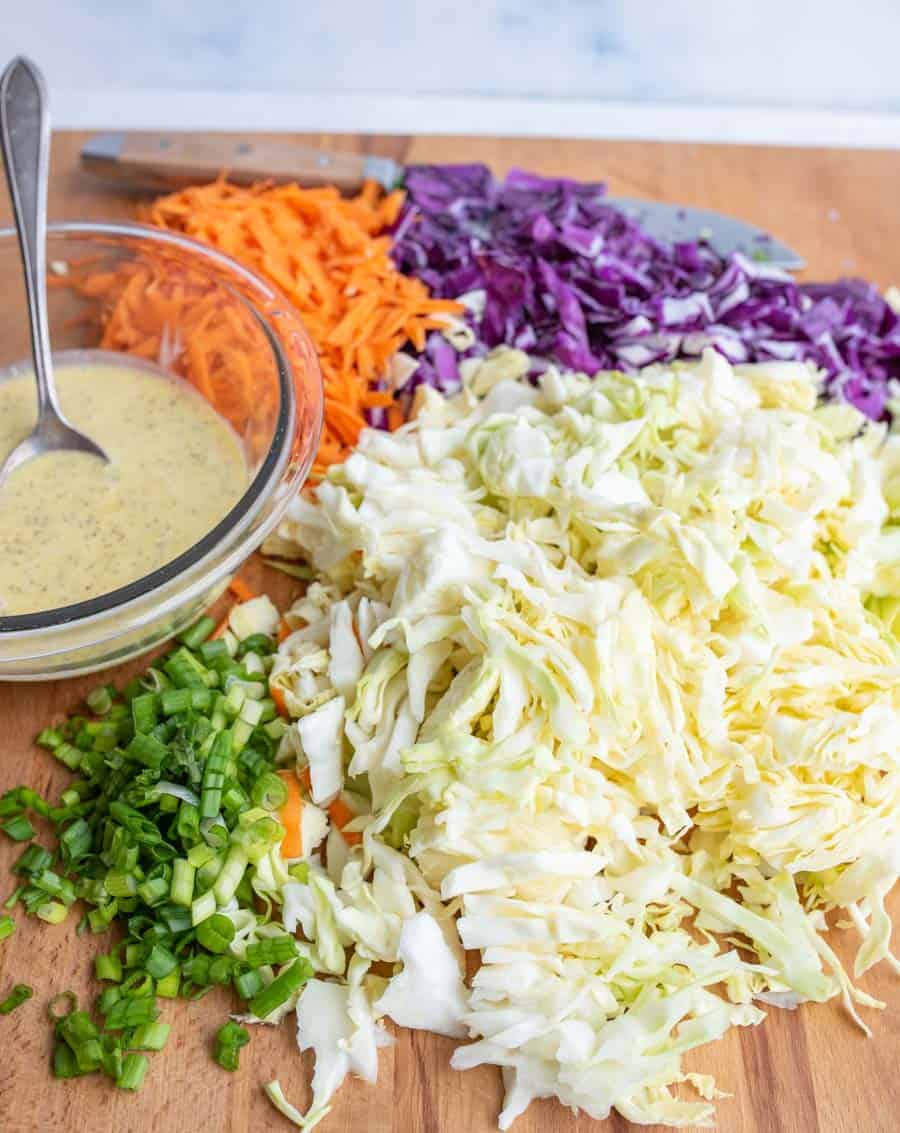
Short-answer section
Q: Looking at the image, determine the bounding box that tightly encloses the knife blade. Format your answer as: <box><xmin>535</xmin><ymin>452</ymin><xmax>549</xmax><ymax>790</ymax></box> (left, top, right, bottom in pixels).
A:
<box><xmin>80</xmin><ymin>133</ymin><xmax>804</xmax><ymax>269</ymax></box>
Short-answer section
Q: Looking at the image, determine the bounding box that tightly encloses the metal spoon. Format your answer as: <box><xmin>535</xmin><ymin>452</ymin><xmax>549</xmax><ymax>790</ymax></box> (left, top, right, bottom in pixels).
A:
<box><xmin>0</xmin><ymin>56</ymin><xmax>107</xmax><ymax>489</ymax></box>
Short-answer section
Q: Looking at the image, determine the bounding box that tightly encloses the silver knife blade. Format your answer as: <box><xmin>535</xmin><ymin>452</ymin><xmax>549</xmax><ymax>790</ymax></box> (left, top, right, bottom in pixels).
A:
<box><xmin>607</xmin><ymin>196</ymin><xmax>805</xmax><ymax>270</ymax></box>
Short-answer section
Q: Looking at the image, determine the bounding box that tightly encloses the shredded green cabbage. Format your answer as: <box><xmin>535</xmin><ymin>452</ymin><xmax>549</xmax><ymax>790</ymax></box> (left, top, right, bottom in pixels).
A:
<box><xmin>267</xmin><ymin>347</ymin><xmax>900</xmax><ymax>1128</ymax></box>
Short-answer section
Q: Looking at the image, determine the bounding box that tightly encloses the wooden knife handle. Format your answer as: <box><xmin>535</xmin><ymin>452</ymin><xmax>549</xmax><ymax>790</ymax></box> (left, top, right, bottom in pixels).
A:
<box><xmin>87</xmin><ymin>133</ymin><xmax>373</xmax><ymax>191</ymax></box>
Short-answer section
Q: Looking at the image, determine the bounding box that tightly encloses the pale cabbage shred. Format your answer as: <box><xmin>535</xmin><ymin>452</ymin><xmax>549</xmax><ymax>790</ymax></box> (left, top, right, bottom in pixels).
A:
<box><xmin>264</xmin><ymin>347</ymin><xmax>900</xmax><ymax>1129</ymax></box>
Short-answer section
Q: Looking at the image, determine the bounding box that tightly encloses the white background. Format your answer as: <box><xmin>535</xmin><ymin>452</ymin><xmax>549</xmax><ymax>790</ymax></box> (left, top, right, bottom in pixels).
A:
<box><xmin>4</xmin><ymin>1</ymin><xmax>900</xmax><ymax>145</ymax></box>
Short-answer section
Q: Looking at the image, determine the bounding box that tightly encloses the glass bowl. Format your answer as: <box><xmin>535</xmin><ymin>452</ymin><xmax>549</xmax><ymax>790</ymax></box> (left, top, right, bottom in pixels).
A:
<box><xmin>0</xmin><ymin>221</ymin><xmax>322</xmax><ymax>679</ymax></box>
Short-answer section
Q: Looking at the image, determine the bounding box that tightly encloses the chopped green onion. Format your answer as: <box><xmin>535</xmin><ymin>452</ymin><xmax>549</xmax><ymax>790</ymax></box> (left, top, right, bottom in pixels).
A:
<box><xmin>36</xmin><ymin>727</ymin><xmax>64</xmax><ymax>750</ymax></box>
<box><xmin>1</xmin><ymin>815</ymin><xmax>35</xmax><ymax>842</ymax></box>
<box><xmin>136</xmin><ymin>877</ymin><xmax>169</xmax><ymax>907</ymax></box>
<box><xmin>213</xmin><ymin>1020</ymin><xmax>250</xmax><ymax>1071</ymax></box>
<box><xmin>2</xmin><ymin>622</ymin><xmax>306</xmax><ymax>1095</ymax></box>
<box><xmin>248</xmin><ymin>959</ymin><xmax>312</xmax><ymax>1020</ymax></box>
<box><xmin>104</xmin><ymin>869</ymin><xmax>138</xmax><ymax>899</ymax></box>
<box><xmin>187</xmin><ymin>843</ymin><xmax>217</xmax><ymax>869</ymax></box>
<box><xmin>238</xmin><ymin>632</ymin><xmax>276</xmax><ymax>657</ymax></box>
<box><xmin>226</xmin><ymin>675</ymin><xmax>266</xmax><ymax>699</ymax></box>
<box><xmin>208</xmin><ymin>956</ymin><xmax>233</xmax><ymax>985</ymax></box>
<box><xmin>200</xmin><ymin>731</ymin><xmax>231</xmax><ymax>820</ymax></box>
<box><xmin>155</xmin><ymin>970</ymin><xmax>180</xmax><ymax>999</ymax></box>
<box><xmin>130</xmin><ymin>693</ymin><xmax>159</xmax><ymax>734</ymax></box>
<box><xmin>191</xmin><ymin>687</ymin><xmax>214</xmax><ymax>711</ymax></box>
<box><xmin>178</xmin><ymin>616</ymin><xmax>217</xmax><ymax>650</ymax></box>
<box><xmin>221</xmin><ymin>784</ymin><xmax>250</xmax><ymax>817</ymax></box>
<box><xmin>195</xmin><ymin>913</ymin><xmax>235</xmax><ymax>954</ymax></box>
<box><xmin>230</xmin><ymin>718</ymin><xmax>254</xmax><ymax>753</ymax></box>
<box><xmin>37</xmin><ymin>901</ymin><xmax>69</xmax><ymax>924</ymax></box>
<box><xmin>0</xmin><ymin>983</ymin><xmax>33</xmax><ymax>1014</ymax></box>
<box><xmin>191</xmin><ymin>890</ymin><xmax>217</xmax><ymax>926</ymax></box>
<box><xmin>264</xmin><ymin>718</ymin><xmax>288</xmax><ymax>741</ymax></box>
<box><xmin>145</xmin><ymin>943</ymin><xmax>178</xmax><ymax>980</ymax></box>
<box><xmin>164</xmin><ymin>647</ymin><xmax>213</xmax><ymax>690</ymax></box>
<box><xmin>95</xmin><ymin>952</ymin><xmax>123</xmax><ymax>982</ymax></box>
<box><xmin>169</xmin><ymin>859</ymin><xmax>196</xmax><ymax>908</ymax></box>
<box><xmin>116</xmin><ymin>1053</ymin><xmax>149</xmax><ymax>1091</ymax></box>
<box><xmin>223</xmin><ymin>684</ymin><xmax>246</xmax><ymax>718</ymax></box>
<box><xmin>52</xmin><ymin>1043</ymin><xmax>80</xmax><ymax>1079</ymax></box>
<box><xmin>126</xmin><ymin>732</ymin><xmax>168</xmax><ymax>768</ymax></box>
<box><xmin>53</xmin><ymin>742</ymin><xmax>84</xmax><ymax>771</ymax></box>
<box><xmin>15</xmin><ymin>844</ymin><xmax>53</xmax><ymax>877</ymax></box>
<box><xmin>99</xmin><ymin>1036</ymin><xmax>123</xmax><ymax>1082</ymax></box>
<box><xmin>97</xmin><ymin>987</ymin><xmax>121</xmax><ymax>1017</ymax></box>
<box><xmin>234</xmin><ymin>967</ymin><xmax>265</xmax><ymax>1000</ymax></box>
<box><xmin>59</xmin><ymin>818</ymin><xmax>92</xmax><ymax>863</ymax></box>
<box><xmin>88</xmin><ymin>905</ymin><xmax>116</xmax><ymax>934</ymax></box>
<box><xmin>234</xmin><ymin>873</ymin><xmax>255</xmax><ymax>907</ymax></box>
<box><xmin>0</xmin><ymin>789</ymin><xmax>22</xmax><ymax>818</ymax></box>
<box><xmin>35</xmin><ymin>869</ymin><xmax>76</xmax><ymax>905</ymax></box>
<box><xmin>195</xmin><ymin>850</ymin><xmax>225</xmax><ymax>892</ymax></box>
<box><xmin>183</xmin><ymin>954</ymin><xmax>211</xmax><ymax>986</ymax></box>
<box><xmin>176</xmin><ymin>801</ymin><xmax>201</xmax><ymax>845</ymax></box>
<box><xmin>129</xmin><ymin>1021</ymin><xmax>171</xmax><ymax>1051</ymax></box>
<box><xmin>198</xmin><ymin>638</ymin><xmax>229</xmax><ymax>664</ymax></box>
<box><xmin>245</xmin><ymin>934</ymin><xmax>298</xmax><ymax>969</ymax></box>
<box><xmin>241</xmin><ymin>652</ymin><xmax>265</xmax><ymax>676</ymax></box>
<box><xmin>160</xmin><ymin>687</ymin><xmax>192</xmax><ymax>715</ymax></box>
<box><xmin>141</xmin><ymin>667</ymin><xmax>170</xmax><ymax>693</ymax></box>
<box><xmin>251</xmin><ymin>772</ymin><xmax>288</xmax><ymax>811</ymax></box>
<box><xmin>48</xmin><ymin>991</ymin><xmax>78</xmax><ymax>1020</ymax></box>
<box><xmin>257</xmin><ymin>699</ymin><xmax>278</xmax><ymax>725</ymax></box>
<box><xmin>55</xmin><ymin>1009</ymin><xmax>102</xmax><ymax>1075</ymax></box>
<box><xmin>213</xmin><ymin>845</ymin><xmax>247</xmax><ymax>905</ymax></box>
<box><xmin>158</xmin><ymin>904</ymin><xmax>192</xmax><ymax>934</ymax></box>
<box><xmin>86</xmin><ymin>685</ymin><xmax>114</xmax><ymax>716</ymax></box>
<box><xmin>103</xmin><ymin>996</ymin><xmax>159</xmax><ymax>1031</ymax></box>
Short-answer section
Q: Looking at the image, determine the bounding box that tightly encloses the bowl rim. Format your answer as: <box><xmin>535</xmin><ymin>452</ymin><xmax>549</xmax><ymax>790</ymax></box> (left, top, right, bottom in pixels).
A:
<box><xmin>0</xmin><ymin>219</ymin><xmax>319</xmax><ymax>636</ymax></box>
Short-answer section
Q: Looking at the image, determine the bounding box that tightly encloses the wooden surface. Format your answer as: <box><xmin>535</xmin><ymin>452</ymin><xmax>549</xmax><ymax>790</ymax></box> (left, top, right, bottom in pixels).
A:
<box><xmin>2</xmin><ymin>132</ymin><xmax>900</xmax><ymax>1133</ymax></box>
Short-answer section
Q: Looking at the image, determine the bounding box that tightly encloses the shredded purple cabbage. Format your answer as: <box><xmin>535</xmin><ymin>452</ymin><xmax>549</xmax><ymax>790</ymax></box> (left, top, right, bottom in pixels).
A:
<box><xmin>390</xmin><ymin>164</ymin><xmax>900</xmax><ymax>420</ymax></box>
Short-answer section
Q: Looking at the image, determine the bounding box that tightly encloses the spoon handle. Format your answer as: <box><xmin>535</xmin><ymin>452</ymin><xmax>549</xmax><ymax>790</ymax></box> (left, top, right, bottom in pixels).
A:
<box><xmin>0</xmin><ymin>57</ymin><xmax>59</xmax><ymax>418</ymax></box>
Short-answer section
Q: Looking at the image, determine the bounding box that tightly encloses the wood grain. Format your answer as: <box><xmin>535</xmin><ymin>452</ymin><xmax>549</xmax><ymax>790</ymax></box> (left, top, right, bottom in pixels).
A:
<box><xmin>2</xmin><ymin>132</ymin><xmax>900</xmax><ymax>1133</ymax></box>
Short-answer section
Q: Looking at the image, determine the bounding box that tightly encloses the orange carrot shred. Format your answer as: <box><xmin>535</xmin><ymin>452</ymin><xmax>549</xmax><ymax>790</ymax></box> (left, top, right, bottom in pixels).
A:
<box><xmin>277</xmin><ymin>769</ymin><xmax>303</xmax><ymax>859</ymax></box>
<box><xmin>271</xmin><ymin>687</ymin><xmax>290</xmax><ymax>719</ymax></box>
<box><xmin>228</xmin><ymin>577</ymin><xmax>256</xmax><ymax>603</ymax></box>
<box><xmin>327</xmin><ymin>797</ymin><xmax>362</xmax><ymax>845</ymax></box>
<box><xmin>210</xmin><ymin>615</ymin><xmax>232</xmax><ymax>640</ymax></box>
<box><xmin>277</xmin><ymin>619</ymin><xmax>291</xmax><ymax>643</ymax></box>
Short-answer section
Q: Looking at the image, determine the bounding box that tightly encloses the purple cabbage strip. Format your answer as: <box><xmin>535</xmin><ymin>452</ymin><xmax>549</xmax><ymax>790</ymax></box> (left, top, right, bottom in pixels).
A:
<box><xmin>390</xmin><ymin>164</ymin><xmax>900</xmax><ymax>421</ymax></box>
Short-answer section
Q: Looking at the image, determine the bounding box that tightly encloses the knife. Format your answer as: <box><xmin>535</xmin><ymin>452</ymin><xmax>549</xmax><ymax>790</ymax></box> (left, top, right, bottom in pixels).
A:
<box><xmin>81</xmin><ymin>132</ymin><xmax>805</xmax><ymax>269</ymax></box>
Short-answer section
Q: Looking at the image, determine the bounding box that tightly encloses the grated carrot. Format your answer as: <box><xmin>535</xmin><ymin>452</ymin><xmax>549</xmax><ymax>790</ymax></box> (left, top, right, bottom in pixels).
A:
<box><xmin>105</xmin><ymin>178</ymin><xmax>462</xmax><ymax>476</ymax></box>
<box><xmin>228</xmin><ymin>577</ymin><xmax>256</xmax><ymax>603</ymax></box>
<box><xmin>271</xmin><ymin>687</ymin><xmax>290</xmax><ymax>719</ymax></box>
<box><xmin>327</xmin><ymin>797</ymin><xmax>362</xmax><ymax>846</ymax></box>
<box><xmin>210</xmin><ymin>615</ymin><xmax>231</xmax><ymax>640</ymax></box>
<box><xmin>277</xmin><ymin>769</ymin><xmax>304</xmax><ymax>859</ymax></box>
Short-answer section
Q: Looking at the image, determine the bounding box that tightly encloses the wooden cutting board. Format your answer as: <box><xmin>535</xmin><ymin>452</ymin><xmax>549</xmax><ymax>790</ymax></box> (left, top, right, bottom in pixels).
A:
<box><xmin>2</xmin><ymin>132</ymin><xmax>900</xmax><ymax>1133</ymax></box>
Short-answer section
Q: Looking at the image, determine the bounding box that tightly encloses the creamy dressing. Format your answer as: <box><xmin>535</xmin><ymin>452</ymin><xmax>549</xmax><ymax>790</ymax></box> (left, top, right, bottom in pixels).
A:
<box><xmin>0</xmin><ymin>357</ymin><xmax>248</xmax><ymax>616</ymax></box>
